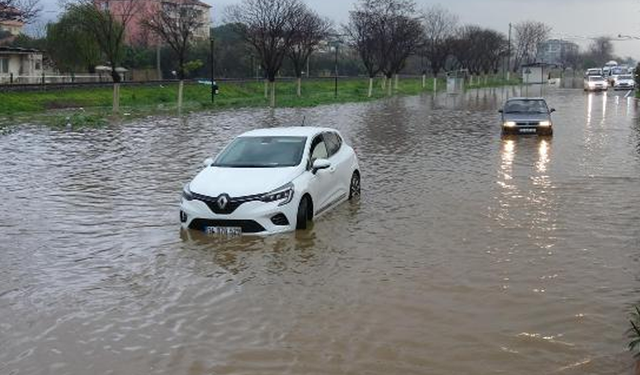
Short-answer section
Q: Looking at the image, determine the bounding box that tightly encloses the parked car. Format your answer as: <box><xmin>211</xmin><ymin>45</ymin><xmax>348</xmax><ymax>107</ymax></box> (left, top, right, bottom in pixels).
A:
<box><xmin>499</xmin><ymin>97</ymin><xmax>555</xmax><ymax>136</ymax></box>
<box><xmin>613</xmin><ymin>74</ymin><xmax>636</xmax><ymax>90</ymax></box>
<box><xmin>180</xmin><ymin>127</ymin><xmax>361</xmax><ymax>235</ymax></box>
<box><xmin>584</xmin><ymin>75</ymin><xmax>608</xmax><ymax>91</ymax></box>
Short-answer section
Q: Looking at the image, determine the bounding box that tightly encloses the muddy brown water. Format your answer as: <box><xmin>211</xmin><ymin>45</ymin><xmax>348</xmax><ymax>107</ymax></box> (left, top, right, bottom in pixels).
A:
<box><xmin>1</xmin><ymin>87</ymin><xmax>640</xmax><ymax>375</ymax></box>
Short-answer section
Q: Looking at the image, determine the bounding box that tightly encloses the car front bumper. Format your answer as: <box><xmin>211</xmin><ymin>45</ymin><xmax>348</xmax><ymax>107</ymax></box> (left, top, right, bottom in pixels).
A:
<box><xmin>502</xmin><ymin>126</ymin><xmax>553</xmax><ymax>135</ymax></box>
<box><xmin>180</xmin><ymin>197</ymin><xmax>299</xmax><ymax>235</ymax></box>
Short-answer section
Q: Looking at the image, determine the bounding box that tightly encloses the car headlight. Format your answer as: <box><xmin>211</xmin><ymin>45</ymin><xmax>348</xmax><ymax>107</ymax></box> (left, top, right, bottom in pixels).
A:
<box><xmin>503</xmin><ymin>121</ymin><xmax>516</xmax><ymax>128</ymax></box>
<box><xmin>539</xmin><ymin>120</ymin><xmax>551</xmax><ymax>127</ymax></box>
<box><xmin>182</xmin><ymin>184</ymin><xmax>194</xmax><ymax>201</ymax></box>
<box><xmin>261</xmin><ymin>183</ymin><xmax>294</xmax><ymax>206</ymax></box>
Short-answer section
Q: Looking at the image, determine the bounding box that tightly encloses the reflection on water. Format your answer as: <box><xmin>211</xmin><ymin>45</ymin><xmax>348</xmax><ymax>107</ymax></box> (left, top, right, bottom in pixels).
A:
<box><xmin>1</xmin><ymin>88</ymin><xmax>639</xmax><ymax>375</ymax></box>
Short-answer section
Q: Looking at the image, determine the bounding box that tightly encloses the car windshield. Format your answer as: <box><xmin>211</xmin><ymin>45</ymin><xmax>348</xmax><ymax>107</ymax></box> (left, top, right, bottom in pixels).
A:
<box><xmin>619</xmin><ymin>75</ymin><xmax>633</xmax><ymax>80</ymax></box>
<box><xmin>504</xmin><ymin>100</ymin><xmax>548</xmax><ymax>114</ymax></box>
<box><xmin>213</xmin><ymin>136</ymin><xmax>307</xmax><ymax>168</ymax></box>
<box><xmin>589</xmin><ymin>76</ymin><xmax>604</xmax><ymax>81</ymax></box>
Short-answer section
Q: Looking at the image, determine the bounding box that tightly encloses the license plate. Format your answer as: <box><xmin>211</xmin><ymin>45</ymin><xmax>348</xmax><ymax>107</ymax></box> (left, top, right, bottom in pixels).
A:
<box><xmin>204</xmin><ymin>226</ymin><xmax>242</xmax><ymax>236</ymax></box>
<box><xmin>519</xmin><ymin>128</ymin><xmax>537</xmax><ymax>134</ymax></box>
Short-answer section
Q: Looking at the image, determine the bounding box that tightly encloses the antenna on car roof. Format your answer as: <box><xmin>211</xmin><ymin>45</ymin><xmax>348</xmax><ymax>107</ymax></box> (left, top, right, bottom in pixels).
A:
<box><xmin>301</xmin><ymin>116</ymin><xmax>306</xmax><ymax>127</ymax></box>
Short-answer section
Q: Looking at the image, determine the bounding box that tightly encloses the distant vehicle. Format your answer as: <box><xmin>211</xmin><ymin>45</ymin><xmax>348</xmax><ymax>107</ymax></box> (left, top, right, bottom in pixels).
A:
<box><xmin>584</xmin><ymin>75</ymin><xmax>608</xmax><ymax>91</ymax></box>
<box><xmin>180</xmin><ymin>127</ymin><xmax>361</xmax><ymax>235</ymax></box>
<box><xmin>613</xmin><ymin>74</ymin><xmax>636</xmax><ymax>90</ymax></box>
<box><xmin>499</xmin><ymin>97</ymin><xmax>555</xmax><ymax>136</ymax></box>
<box><xmin>585</xmin><ymin>68</ymin><xmax>603</xmax><ymax>77</ymax></box>
<box><xmin>609</xmin><ymin>66</ymin><xmax>629</xmax><ymax>85</ymax></box>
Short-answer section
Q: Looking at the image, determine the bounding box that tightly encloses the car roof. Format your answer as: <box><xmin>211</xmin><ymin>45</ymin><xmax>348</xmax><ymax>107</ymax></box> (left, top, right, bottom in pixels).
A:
<box><xmin>506</xmin><ymin>97</ymin><xmax>547</xmax><ymax>101</ymax></box>
<box><xmin>239</xmin><ymin>126</ymin><xmax>338</xmax><ymax>138</ymax></box>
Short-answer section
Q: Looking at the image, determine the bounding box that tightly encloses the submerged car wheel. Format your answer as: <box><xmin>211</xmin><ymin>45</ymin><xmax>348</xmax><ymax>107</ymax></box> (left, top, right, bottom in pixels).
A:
<box><xmin>349</xmin><ymin>171</ymin><xmax>361</xmax><ymax>200</ymax></box>
<box><xmin>296</xmin><ymin>196</ymin><xmax>310</xmax><ymax>230</ymax></box>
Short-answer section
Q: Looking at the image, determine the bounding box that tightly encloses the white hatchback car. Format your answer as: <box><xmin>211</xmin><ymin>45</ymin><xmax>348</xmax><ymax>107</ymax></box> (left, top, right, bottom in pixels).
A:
<box><xmin>180</xmin><ymin>127</ymin><xmax>361</xmax><ymax>235</ymax></box>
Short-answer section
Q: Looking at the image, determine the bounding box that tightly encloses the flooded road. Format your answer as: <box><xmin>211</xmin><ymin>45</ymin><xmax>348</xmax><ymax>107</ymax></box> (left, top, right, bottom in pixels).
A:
<box><xmin>1</xmin><ymin>87</ymin><xmax>639</xmax><ymax>375</ymax></box>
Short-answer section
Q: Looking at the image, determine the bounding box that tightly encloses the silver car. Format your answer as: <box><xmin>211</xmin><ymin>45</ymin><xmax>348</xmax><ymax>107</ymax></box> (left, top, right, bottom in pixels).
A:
<box><xmin>613</xmin><ymin>74</ymin><xmax>636</xmax><ymax>91</ymax></box>
<box><xmin>499</xmin><ymin>98</ymin><xmax>555</xmax><ymax>136</ymax></box>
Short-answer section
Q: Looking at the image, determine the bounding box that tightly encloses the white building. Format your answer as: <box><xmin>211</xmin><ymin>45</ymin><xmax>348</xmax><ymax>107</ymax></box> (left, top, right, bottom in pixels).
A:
<box><xmin>0</xmin><ymin>46</ymin><xmax>44</xmax><ymax>84</ymax></box>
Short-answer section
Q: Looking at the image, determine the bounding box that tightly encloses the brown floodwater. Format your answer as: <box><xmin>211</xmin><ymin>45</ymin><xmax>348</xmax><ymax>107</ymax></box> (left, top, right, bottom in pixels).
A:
<box><xmin>1</xmin><ymin>87</ymin><xmax>639</xmax><ymax>375</ymax></box>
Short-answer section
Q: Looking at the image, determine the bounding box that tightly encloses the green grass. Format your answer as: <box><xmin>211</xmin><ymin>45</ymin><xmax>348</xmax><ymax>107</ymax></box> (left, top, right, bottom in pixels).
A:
<box><xmin>0</xmin><ymin>76</ymin><xmax>519</xmax><ymax>126</ymax></box>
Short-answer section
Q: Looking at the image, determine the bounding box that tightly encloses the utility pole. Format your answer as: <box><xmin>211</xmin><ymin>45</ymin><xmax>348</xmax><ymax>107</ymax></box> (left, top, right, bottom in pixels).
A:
<box><xmin>334</xmin><ymin>42</ymin><xmax>339</xmax><ymax>99</ymax></box>
<box><xmin>210</xmin><ymin>36</ymin><xmax>215</xmax><ymax>103</ymax></box>
<box><xmin>507</xmin><ymin>23</ymin><xmax>512</xmax><ymax>81</ymax></box>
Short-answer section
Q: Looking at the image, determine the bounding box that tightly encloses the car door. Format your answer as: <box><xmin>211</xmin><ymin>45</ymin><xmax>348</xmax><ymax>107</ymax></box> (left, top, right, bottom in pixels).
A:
<box><xmin>323</xmin><ymin>131</ymin><xmax>351</xmax><ymax>203</ymax></box>
<box><xmin>308</xmin><ymin>134</ymin><xmax>334</xmax><ymax>215</ymax></box>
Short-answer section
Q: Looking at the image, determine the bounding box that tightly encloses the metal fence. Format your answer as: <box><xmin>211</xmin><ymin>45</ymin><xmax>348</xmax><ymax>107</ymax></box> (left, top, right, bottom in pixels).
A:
<box><xmin>0</xmin><ymin>73</ymin><xmax>123</xmax><ymax>85</ymax></box>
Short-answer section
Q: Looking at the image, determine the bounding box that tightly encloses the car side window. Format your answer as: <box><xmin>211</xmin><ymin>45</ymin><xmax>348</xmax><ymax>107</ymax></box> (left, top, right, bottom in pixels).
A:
<box><xmin>324</xmin><ymin>132</ymin><xmax>341</xmax><ymax>157</ymax></box>
<box><xmin>310</xmin><ymin>136</ymin><xmax>328</xmax><ymax>162</ymax></box>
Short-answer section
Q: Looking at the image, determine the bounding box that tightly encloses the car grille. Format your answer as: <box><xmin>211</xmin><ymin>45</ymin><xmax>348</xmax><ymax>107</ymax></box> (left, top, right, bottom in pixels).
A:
<box><xmin>270</xmin><ymin>213</ymin><xmax>290</xmax><ymax>226</ymax></box>
<box><xmin>192</xmin><ymin>192</ymin><xmax>263</xmax><ymax>214</ymax></box>
<box><xmin>188</xmin><ymin>219</ymin><xmax>266</xmax><ymax>233</ymax></box>
<box><xmin>516</xmin><ymin>121</ymin><xmax>540</xmax><ymax>126</ymax></box>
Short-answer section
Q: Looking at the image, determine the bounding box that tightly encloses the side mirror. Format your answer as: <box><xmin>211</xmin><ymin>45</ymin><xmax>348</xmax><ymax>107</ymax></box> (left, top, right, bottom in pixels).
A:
<box><xmin>498</xmin><ymin>109</ymin><xmax>504</xmax><ymax>113</ymax></box>
<box><xmin>203</xmin><ymin>157</ymin><xmax>214</xmax><ymax>168</ymax></box>
<box><xmin>550</xmin><ymin>108</ymin><xmax>556</xmax><ymax>113</ymax></box>
<box><xmin>312</xmin><ymin>158</ymin><xmax>331</xmax><ymax>174</ymax></box>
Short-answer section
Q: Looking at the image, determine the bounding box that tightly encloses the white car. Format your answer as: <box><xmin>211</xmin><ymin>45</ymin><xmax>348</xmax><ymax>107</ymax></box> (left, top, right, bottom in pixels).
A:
<box><xmin>180</xmin><ymin>127</ymin><xmax>361</xmax><ymax>235</ymax></box>
<box><xmin>613</xmin><ymin>74</ymin><xmax>636</xmax><ymax>90</ymax></box>
<box><xmin>584</xmin><ymin>75</ymin><xmax>608</xmax><ymax>91</ymax></box>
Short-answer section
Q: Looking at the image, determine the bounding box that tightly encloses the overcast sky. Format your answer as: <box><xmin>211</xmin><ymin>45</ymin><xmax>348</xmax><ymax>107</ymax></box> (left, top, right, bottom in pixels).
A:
<box><xmin>40</xmin><ymin>0</ymin><xmax>640</xmax><ymax>59</ymax></box>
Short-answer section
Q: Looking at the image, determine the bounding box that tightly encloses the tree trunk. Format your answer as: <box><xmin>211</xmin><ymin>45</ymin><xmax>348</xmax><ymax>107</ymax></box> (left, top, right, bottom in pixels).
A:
<box><xmin>178</xmin><ymin>80</ymin><xmax>184</xmax><ymax>112</ymax></box>
<box><xmin>394</xmin><ymin>74</ymin><xmax>399</xmax><ymax>90</ymax></box>
<box><xmin>112</xmin><ymin>83</ymin><xmax>120</xmax><ymax>114</ymax></box>
<box><xmin>381</xmin><ymin>76</ymin><xmax>386</xmax><ymax>89</ymax></box>
<box><xmin>368</xmin><ymin>77</ymin><xmax>373</xmax><ymax>98</ymax></box>
<box><xmin>296</xmin><ymin>77</ymin><xmax>302</xmax><ymax>97</ymax></box>
<box><xmin>387</xmin><ymin>75</ymin><xmax>393</xmax><ymax>96</ymax></box>
<box><xmin>433</xmin><ymin>77</ymin><xmax>437</xmax><ymax>93</ymax></box>
<box><xmin>270</xmin><ymin>80</ymin><xmax>276</xmax><ymax>107</ymax></box>
<box><xmin>264</xmin><ymin>79</ymin><xmax>269</xmax><ymax>99</ymax></box>
<box><xmin>422</xmin><ymin>74</ymin><xmax>426</xmax><ymax>89</ymax></box>
<box><xmin>484</xmin><ymin>75</ymin><xmax>488</xmax><ymax>85</ymax></box>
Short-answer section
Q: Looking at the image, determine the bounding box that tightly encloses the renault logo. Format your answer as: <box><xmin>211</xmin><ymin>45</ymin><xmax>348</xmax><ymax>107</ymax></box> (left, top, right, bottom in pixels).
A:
<box><xmin>216</xmin><ymin>194</ymin><xmax>230</xmax><ymax>210</ymax></box>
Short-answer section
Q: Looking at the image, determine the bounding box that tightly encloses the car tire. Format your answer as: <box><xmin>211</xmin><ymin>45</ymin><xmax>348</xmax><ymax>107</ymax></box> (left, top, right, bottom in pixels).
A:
<box><xmin>296</xmin><ymin>196</ymin><xmax>310</xmax><ymax>230</ymax></box>
<box><xmin>349</xmin><ymin>172</ymin><xmax>361</xmax><ymax>200</ymax></box>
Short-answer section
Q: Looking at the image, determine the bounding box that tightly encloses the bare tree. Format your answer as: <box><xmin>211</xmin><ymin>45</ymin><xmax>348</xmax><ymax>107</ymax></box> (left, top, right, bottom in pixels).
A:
<box><xmin>449</xmin><ymin>24</ymin><xmax>506</xmax><ymax>82</ymax></box>
<box><xmin>70</xmin><ymin>0</ymin><xmax>141</xmax><ymax>113</ymax></box>
<box><xmin>0</xmin><ymin>0</ymin><xmax>40</xmax><ymax>23</ymax></box>
<box><xmin>143</xmin><ymin>0</ymin><xmax>207</xmax><ymax>111</ymax></box>
<box><xmin>345</xmin><ymin>1</ymin><xmax>382</xmax><ymax>97</ymax></box>
<box><xmin>226</xmin><ymin>0</ymin><xmax>306</xmax><ymax>107</ymax></box>
<box><xmin>588</xmin><ymin>36</ymin><xmax>614</xmax><ymax>66</ymax></box>
<box><xmin>512</xmin><ymin>21</ymin><xmax>551</xmax><ymax>71</ymax></box>
<box><xmin>422</xmin><ymin>5</ymin><xmax>457</xmax><ymax>83</ymax></box>
<box><xmin>558</xmin><ymin>42</ymin><xmax>580</xmax><ymax>71</ymax></box>
<box><xmin>286</xmin><ymin>7</ymin><xmax>330</xmax><ymax>97</ymax></box>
